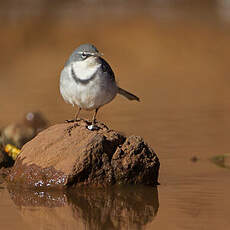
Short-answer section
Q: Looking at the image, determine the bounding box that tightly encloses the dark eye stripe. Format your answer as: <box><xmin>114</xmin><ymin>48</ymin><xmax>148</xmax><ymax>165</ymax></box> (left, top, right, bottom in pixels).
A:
<box><xmin>81</xmin><ymin>52</ymin><xmax>90</xmax><ymax>59</ymax></box>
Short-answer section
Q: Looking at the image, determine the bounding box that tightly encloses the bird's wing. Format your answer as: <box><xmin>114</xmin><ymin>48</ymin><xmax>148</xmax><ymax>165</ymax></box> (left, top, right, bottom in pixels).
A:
<box><xmin>99</xmin><ymin>57</ymin><xmax>140</xmax><ymax>101</ymax></box>
<box><xmin>100</xmin><ymin>57</ymin><xmax>116</xmax><ymax>82</ymax></box>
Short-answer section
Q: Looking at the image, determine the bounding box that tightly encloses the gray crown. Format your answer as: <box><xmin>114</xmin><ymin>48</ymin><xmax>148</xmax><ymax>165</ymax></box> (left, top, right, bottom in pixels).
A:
<box><xmin>65</xmin><ymin>44</ymin><xmax>99</xmax><ymax>66</ymax></box>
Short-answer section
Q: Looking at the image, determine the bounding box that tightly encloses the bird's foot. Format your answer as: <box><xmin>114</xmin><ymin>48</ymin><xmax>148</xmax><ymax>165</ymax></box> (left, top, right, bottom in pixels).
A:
<box><xmin>87</xmin><ymin>124</ymin><xmax>99</xmax><ymax>131</ymax></box>
<box><xmin>65</xmin><ymin>118</ymin><xmax>82</xmax><ymax>123</ymax></box>
<box><xmin>65</xmin><ymin>119</ymin><xmax>75</xmax><ymax>123</ymax></box>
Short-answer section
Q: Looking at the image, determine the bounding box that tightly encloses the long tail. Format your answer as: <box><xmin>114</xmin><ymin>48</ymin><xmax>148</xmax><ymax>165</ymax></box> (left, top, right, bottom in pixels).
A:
<box><xmin>118</xmin><ymin>87</ymin><xmax>140</xmax><ymax>102</ymax></box>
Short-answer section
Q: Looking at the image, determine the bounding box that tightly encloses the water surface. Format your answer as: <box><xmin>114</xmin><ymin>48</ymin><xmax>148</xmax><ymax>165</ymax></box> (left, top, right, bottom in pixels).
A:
<box><xmin>0</xmin><ymin>1</ymin><xmax>230</xmax><ymax>229</ymax></box>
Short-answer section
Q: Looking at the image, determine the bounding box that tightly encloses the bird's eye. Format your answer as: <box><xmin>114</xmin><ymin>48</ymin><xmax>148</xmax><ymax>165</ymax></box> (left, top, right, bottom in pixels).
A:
<box><xmin>81</xmin><ymin>52</ymin><xmax>87</xmax><ymax>59</ymax></box>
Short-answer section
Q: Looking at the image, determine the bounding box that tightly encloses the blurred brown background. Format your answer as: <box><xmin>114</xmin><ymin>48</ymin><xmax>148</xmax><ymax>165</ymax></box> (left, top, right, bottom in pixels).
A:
<box><xmin>1</xmin><ymin>0</ymin><xmax>230</xmax><ymax>155</ymax></box>
<box><xmin>1</xmin><ymin>1</ymin><xmax>230</xmax><ymax>230</ymax></box>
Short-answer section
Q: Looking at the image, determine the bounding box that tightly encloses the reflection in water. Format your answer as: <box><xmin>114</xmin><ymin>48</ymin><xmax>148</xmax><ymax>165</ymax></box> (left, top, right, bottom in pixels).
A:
<box><xmin>68</xmin><ymin>186</ymin><xmax>159</xmax><ymax>230</ymax></box>
<box><xmin>0</xmin><ymin>177</ymin><xmax>5</xmax><ymax>190</ymax></box>
<box><xmin>8</xmin><ymin>185</ymin><xmax>159</xmax><ymax>230</ymax></box>
<box><xmin>8</xmin><ymin>187</ymin><xmax>68</xmax><ymax>208</ymax></box>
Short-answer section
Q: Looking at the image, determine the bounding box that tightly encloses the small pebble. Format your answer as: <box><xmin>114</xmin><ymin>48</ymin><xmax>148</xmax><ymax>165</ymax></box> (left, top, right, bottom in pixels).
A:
<box><xmin>190</xmin><ymin>156</ymin><xmax>198</xmax><ymax>162</ymax></box>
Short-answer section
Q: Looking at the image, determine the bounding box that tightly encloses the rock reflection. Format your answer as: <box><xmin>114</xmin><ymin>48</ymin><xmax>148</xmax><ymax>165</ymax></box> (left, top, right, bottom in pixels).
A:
<box><xmin>8</xmin><ymin>187</ymin><xmax>68</xmax><ymax>208</ymax></box>
<box><xmin>8</xmin><ymin>185</ymin><xmax>159</xmax><ymax>230</ymax></box>
<box><xmin>68</xmin><ymin>186</ymin><xmax>159</xmax><ymax>230</ymax></box>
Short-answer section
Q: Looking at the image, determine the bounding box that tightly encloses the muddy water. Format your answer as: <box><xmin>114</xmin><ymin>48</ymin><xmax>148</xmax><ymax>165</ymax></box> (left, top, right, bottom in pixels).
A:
<box><xmin>1</xmin><ymin>1</ymin><xmax>230</xmax><ymax>230</ymax></box>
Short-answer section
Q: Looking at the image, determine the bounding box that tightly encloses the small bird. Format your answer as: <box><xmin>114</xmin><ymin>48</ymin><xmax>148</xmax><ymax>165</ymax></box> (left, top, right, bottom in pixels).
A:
<box><xmin>60</xmin><ymin>43</ymin><xmax>140</xmax><ymax>130</ymax></box>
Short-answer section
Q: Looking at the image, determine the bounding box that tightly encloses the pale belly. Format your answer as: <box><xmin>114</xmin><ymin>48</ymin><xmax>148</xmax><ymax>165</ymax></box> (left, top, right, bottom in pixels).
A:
<box><xmin>60</xmin><ymin>66</ymin><xmax>118</xmax><ymax>110</ymax></box>
<box><xmin>75</xmin><ymin>77</ymin><xmax>117</xmax><ymax>110</ymax></box>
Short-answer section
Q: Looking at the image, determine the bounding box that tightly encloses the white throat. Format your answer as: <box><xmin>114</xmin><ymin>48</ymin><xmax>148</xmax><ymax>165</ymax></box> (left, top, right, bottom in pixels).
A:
<box><xmin>72</xmin><ymin>57</ymin><xmax>101</xmax><ymax>80</ymax></box>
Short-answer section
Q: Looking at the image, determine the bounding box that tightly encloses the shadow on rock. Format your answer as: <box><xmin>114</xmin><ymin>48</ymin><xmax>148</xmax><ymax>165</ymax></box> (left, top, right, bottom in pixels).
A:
<box><xmin>8</xmin><ymin>185</ymin><xmax>159</xmax><ymax>230</ymax></box>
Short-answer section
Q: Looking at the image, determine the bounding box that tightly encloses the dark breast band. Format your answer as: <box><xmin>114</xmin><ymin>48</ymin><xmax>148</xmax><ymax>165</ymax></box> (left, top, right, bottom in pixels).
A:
<box><xmin>71</xmin><ymin>64</ymin><xmax>97</xmax><ymax>85</ymax></box>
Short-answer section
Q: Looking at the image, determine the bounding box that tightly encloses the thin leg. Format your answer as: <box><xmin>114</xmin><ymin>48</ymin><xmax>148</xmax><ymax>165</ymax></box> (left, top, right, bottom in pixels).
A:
<box><xmin>92</xmin><ymin>108</ymin><xmax>99</xmax><ymax>125</ymax></box>
<box><xmin>87</xmin><ymin>108</ymin><xmax>100</xmax><ymax>130</ymax></box>
<box><xmin>65</xmin><ymin>107</ymin><xmax>82</xmax><ymax>135</ymax></box>
<box><xmin>75</xmin><ymin>107</ymin><xmax>81</xmax><ymax>121</ymax></box>
<box><xmin>65</xmin><ymin>107</ymin><xmax>81</xmax><ymax>123</ymax></box>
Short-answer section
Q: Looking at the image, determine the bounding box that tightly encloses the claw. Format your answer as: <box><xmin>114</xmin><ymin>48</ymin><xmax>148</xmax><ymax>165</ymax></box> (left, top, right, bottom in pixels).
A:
<box><xmin>65</xmin><ymin>119</ymin><xmax>75</xmax><ymax>123</ymax></box>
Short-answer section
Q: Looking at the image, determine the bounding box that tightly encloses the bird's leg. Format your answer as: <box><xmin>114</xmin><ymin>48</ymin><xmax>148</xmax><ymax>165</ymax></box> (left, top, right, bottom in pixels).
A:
<box><xmin>92</xmin><ymin>108</ymin><xmax>99</xmax><ymax>126</ymax></box>
<box><xmin>87</xmin><ymin>108</ymin><xmax>99</xmax><ymax>130</ymax></box>
<box><xmin>65</xmin><ymin>107</ymin><xmax>82</xmax><ymax>135</ymax></box>
<box><xmin>75</xmin><ymin>107</ymin><xmax>81</xmax><ymax>121</ymax></box>
<box><xmin>65</xmin><ymin>107</ymin><xmax>81</xmax><ymax>123</ymax></box>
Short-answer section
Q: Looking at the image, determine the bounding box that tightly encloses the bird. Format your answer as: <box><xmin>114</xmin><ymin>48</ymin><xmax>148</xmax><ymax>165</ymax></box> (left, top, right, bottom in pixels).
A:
<box><xmin>60</xmin><ymin>43</ymin><xmax>140</xmax><ymax>130</ymax></box>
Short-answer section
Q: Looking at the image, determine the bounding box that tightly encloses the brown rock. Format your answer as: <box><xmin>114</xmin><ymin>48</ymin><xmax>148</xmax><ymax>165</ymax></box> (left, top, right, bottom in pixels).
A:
<box><xmin>112</xmin><ymin>136</ymin><xmax>159</xmax><ymax>184</ymax></box>
<box><xmin>0</xmin><ymin>112</ymin><xmax>48</xmax><ymax>170</ymax></box>
<box><xmin>7</xmin><ymin>120</ymin><xmax>160</xmax><ymax>188</ymax></box>
<box><xmin>0</xmin><ymin>111</ymin><xmax>48</xmax><ymax>149</ymax></box>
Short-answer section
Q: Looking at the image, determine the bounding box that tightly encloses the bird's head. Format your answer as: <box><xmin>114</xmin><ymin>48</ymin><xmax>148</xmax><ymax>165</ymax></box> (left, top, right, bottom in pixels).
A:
<box><xmin>66</xmin><ymin>44</ymin><xmax>103</xmax><ymax>66</ymax></box>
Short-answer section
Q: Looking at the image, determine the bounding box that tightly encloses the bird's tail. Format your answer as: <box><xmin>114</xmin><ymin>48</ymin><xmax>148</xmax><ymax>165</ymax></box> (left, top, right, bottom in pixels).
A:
<box><xmin>118</xmin><ymin>87</ymin><xmax>140</xmax><ymax>102</ymax></box>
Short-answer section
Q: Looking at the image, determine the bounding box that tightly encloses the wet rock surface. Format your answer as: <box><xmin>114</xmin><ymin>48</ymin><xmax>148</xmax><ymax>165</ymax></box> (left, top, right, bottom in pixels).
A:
<box><xmin>7</xmin><ymin>120</ymin><xmax>160</xmax><ymax>188</ymax></box>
